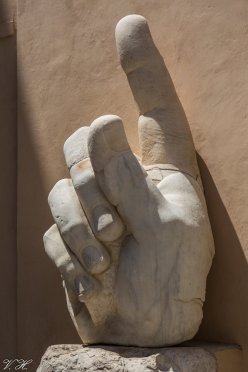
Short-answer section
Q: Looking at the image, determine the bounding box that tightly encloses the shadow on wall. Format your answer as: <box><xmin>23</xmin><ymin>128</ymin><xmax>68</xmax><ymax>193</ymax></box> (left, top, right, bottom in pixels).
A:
<box><xmin>17</xmin><ymin>70</ymin><xmax>81</xmax><ymax>371</ymax></box>
<box><xmin>0</xmin><ymin>0</ymin><xmax>17</xmax><ymax>361</ymax></box>
<box><xmin>196</xmin><ymin>155</ymin><xmax>248</xmax><ymax>358</ymax></box>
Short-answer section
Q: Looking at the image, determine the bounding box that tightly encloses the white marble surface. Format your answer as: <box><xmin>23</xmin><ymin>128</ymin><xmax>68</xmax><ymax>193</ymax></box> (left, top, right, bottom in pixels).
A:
<box><xmin>44</xmin><ymin>15</ymin><xmax>214</xmax><ymax>346</ymax></box>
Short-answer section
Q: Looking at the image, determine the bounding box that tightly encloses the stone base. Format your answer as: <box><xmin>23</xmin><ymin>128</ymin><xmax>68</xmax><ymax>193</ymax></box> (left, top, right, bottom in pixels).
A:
<box><xmin>37</xmin><ymin>343</ymin><xmax>242</xmax><ymax>372</ymax></box>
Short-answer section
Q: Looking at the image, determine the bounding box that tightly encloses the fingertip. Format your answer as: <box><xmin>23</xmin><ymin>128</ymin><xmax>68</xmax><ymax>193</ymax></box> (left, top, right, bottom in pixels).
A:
<box><xmin>89</xmin><ymin>114</ymin><xmax>122</xmax><ymax>134</ymax></box>
<box><xmin>63</xmin><ymin>126</ymin><xmax>90</xmax><ymax>169</ymax></box>
<box><xmin>115</xmin><ymin>14</ymin><xmax>155</xmax><ymax>73</ymax></box>
<box><xmin>115</xmin><ymin>14</ymin><xmax>147</xmax><ymax>36</ymax></box>
<box><xmin>88</xmin><ymin>115</ymin><xmax>130</xmax><ymax>172</ymax></box>
<box><xmin>48</xmin><ymin>178</ymin><xmax>72</xmax><ymax>206</ymax></box>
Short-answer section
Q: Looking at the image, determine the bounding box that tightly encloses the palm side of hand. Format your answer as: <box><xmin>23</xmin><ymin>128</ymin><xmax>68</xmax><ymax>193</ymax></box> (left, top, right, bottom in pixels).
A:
<box><xmin>44</xmin><ymin>15</ymin><xmax>214</xmax><ymax>347</ymax></box>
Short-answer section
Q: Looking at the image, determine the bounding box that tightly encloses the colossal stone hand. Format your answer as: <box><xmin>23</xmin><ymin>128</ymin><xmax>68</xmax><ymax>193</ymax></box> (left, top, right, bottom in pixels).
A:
<box><xmin>43</xmin><ymin>15</ymin><xmax>214</xmax><ymax>347</ymax></box>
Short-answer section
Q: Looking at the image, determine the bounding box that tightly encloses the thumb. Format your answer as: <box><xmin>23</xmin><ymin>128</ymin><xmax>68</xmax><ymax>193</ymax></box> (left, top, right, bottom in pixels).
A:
<box><xmin>87</xmin><ymin>115</ymin><xmax>167</xmax><ymax>242</ymax></box>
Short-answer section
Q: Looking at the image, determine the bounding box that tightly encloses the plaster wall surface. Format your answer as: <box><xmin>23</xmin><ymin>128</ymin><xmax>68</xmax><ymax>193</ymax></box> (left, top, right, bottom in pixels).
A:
<box><xmin>17</xmin><ymin>0</ymin><xmax>248</xmax><ymax>370</ymax></box>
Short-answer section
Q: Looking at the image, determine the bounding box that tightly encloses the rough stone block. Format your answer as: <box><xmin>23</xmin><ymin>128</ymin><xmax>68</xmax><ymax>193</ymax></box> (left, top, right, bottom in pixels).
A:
<box><xmin>37</xmin><ymin>343</ymin><xmax>242</xmax><ymax>372</ymax></box>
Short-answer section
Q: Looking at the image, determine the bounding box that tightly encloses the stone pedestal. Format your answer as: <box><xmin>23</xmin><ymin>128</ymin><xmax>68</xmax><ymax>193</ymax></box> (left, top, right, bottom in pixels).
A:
<box><xmin>37</xmin><ymin>343</ymin><xmax>242</xmax><ymax>372</ymax></box>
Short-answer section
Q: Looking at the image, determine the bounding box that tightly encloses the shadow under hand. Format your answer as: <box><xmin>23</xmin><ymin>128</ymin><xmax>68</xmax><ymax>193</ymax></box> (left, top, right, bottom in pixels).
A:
<box><xmin>195</xmin><ymin>155</ymin><xmax>248</xmax><ymax>358</ymax></box>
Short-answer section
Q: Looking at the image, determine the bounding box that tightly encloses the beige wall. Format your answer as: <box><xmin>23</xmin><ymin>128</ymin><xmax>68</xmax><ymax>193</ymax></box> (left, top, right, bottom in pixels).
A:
<box><xmin>0</xmin><ymin>0</ymin><xmax>16</xmax><ymax>361</ymax></box>
<box><xmin>17</xmin><ymin>0</ymin><xmax>248</xmax><ymax>370</ymax></box>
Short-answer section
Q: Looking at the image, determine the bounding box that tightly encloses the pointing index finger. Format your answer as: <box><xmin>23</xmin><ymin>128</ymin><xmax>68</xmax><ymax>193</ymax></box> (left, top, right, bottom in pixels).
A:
<box><xmin>115</xmin><ymin>14</ymin><xmax>171</xmax><ymax>114</ymax></box>
<box><xmin>115</xmin><ymin>15</ymin><xmax>199</xmax><ymax>179</ymax></box>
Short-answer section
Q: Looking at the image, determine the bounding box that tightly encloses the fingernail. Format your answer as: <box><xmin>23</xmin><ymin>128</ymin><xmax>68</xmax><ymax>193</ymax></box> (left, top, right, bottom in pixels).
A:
<box><xmin>82</xmin><ymin>245</ymin><xmax>110</xmax><ymax>274</ymax></box>
<box><xmin>92</xmin><ymin>205</ymin><xmax>124</xmax><ymax>242</ymax></box>
<box><xmin>102</xmin><ymin>116</ymin><xmax>129</xmax><ymax>152</ymax></box>
<box><xmin>74</xmin><ymin>275</ymin><xmax>97</xmax><ymax>302</ymax></box>
<box><xmin>89</xmin><ymin>115</ymin><xmax>130</xmax><ymax>172</ymax></box>
<box><xmin>93</xmin><ymin>205</ymin><xmax>114</xmax><ymax>233</ymax></box>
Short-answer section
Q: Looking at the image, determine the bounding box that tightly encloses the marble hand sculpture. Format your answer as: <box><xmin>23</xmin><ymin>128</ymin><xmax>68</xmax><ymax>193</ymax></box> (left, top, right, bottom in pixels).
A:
<box><xmin>44</xmin><ymin>15</ymin><xmax>215</xmax><ymax>347</ymax></box>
